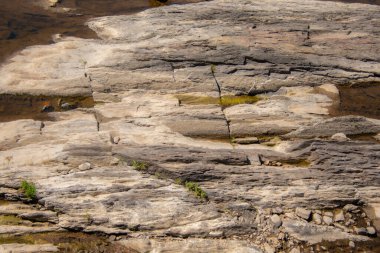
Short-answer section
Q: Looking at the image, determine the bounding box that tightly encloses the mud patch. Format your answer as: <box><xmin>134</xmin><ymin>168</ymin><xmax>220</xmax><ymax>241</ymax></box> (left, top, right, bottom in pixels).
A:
<box><xmin>0</xmin><ymin>232</ymin><xmax>135</xmax><ymax>253</ymax></box>
<box><xmin>330</xmin><ymin>82</ymin><xmax>380</xmax><ymax>119</ymax></box>
<box><xmin>0</xmin><ymin>94</ymin><xmax>94</xmax><ymax>122</ymax></box>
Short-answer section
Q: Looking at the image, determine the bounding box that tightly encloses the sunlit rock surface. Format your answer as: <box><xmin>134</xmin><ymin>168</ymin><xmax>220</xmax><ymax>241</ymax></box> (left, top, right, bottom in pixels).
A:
<box><xmin>0</xmin><ymin>0</ymin><xmax>379</xmax><ymax>252</ymax></box>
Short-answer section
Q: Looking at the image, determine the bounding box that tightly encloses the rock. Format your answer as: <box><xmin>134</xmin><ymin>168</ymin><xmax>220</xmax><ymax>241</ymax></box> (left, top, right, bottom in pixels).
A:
<box><xmin>344</xmin><ymin>204</ymin><xmax>359</xmax><ymax>213</ymax></box>
<box><xmin>354</xmin><ymin>227</ymin><xmax>367</xmax><ymax>235</ymax></box>
<box><xmin>346</xmin><ymin>219</ymin><xmax>355</xmax><ymax>226</ymax></box>
<box><xmin>113</xmin><ymin>136</ymin><xmax>120</xmax><ymax>144</ymax></box>
<box><xmin>323</xmin><ymin>216</ymin><xmax>333</xmax><ymax>226</ymax></box>
<box><xmin>49</xmin><ymin>0</ymin><xmax>60</xmax><ymax>7</ymax></box>
<box><xmin>349</xmin><ymin>241</ymin><xmax>355</xmax><ymax>248</ymax></box>
<box><xmin>272</xmin><ymin>207</ymin><xmax>283</xmax><ymax>215</ymax></box>
<box><xmin>324</xmin><ymin>211</ymin><xmax>334</xmax><ymax>217</ymax></box>
<box><xmin>19</xmin><ymin>211</ymin><xmax>58</xmax><ymax>224</ymax></box>
<box><xmin>366</xmin><ymin>226</ymin><xmax>376</xmax><ymax>236</ymax></box>
<box><xmin>78</xmin><ymin>162</ymin><xmax>92</xmax><ymax>171</ymax></box>
<box><xmin>0</xmin><ymin>0</ymin><xmax>379</xmax><ymax>251</ymax></box>
<box><xmin>296</xmin><ymin>208</ymin><xmax>311</xmax><ymax>221</ymax></box>
<box><xmin>285</xmin><ymin>116</ymin><xmax>380</xmax><ymax>139</ymax></box>
<box><xmin>331</xmin><ymin>133</ymin><xmax>350</xmax><ymax>142</ymax></box>
<box><xmin>270</xmin><ymin>214</ymin><xmax>282</xmax><ymax>229</ymax></box>
<box><xmin>289</xmin><ymin>247</ymin><xmax>301</xmax><ymax>253</ymax></box>
<box><xmin>233</xmin><ymin>137</ymin><xmax>259</xmax><ymax>145</ymax></box>
<box><xmin>109</xmin><ymin>235</ymin><xmax>116</xmax><ymax>241</ymax></box>
<box><xmin>334</xmin><ymin>210</ymin><xmax>345</xmax><ymax>222</ymax></box>
<box><xmin>109</xmin><ymin>157</ymin><xmax>120</xmax><ymax>166</ymax></box>
<box><xmin>312</xmin><ymin>213</ymin><xmax>322</xmax><ymax>225</ymax></box>
<box><xmin>283</xmin><ymin>219</ymin><xmax>367</xmax><ymax>245</ymax></box>
<box><xmin>41</xmin><ymin>105</ymin><xmax>54</xmax><ymax>113</ymax></box>
<box><xmin>60</xmin><ymin>102</ymin><xmax>77</xmax><ymax>111</ymax></box>
<box><xmin>209</xmin><ymin>231</ymin><xmax>224</xmax><ymax>237</ymax></box>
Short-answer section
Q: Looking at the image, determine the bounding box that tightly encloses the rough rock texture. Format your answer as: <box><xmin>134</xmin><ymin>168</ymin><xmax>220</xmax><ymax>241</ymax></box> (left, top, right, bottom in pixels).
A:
<box><xmin>0</xmin><ymin>0</ymin><xmax>379</xmax><ymax>252</ymax></box>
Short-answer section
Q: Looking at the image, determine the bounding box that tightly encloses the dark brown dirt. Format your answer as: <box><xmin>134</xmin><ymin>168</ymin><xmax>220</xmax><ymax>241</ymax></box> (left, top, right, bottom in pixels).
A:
<box><xmin>0</xmin><ymin>0</ymin><xmax>205</xmax><ymax>63</ymax></box>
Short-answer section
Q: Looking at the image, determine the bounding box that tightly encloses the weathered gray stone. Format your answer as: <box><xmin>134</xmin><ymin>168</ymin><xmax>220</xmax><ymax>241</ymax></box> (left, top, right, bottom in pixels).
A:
<box><xmin>323</xmin><ymin>216</ymin><xmax>333</xmax><ymax>226</ymax></box>
<box><xmin>270</xmin><ymin>215</ymin><xmax>282</xmax><ymax>229</ymax></box>
<box><xmin>296</xmin><ymin>208</ymin><xmax>311</xmax><ymax>221</ymax></box>
<box><xmin>366</xmin><ymin>226</ymin><xmax>377</xmax><ymax>236</ymax></box>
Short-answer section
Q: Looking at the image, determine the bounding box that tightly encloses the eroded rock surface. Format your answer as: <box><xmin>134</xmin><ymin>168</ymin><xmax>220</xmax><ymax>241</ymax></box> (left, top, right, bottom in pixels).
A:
<box><xmin>0</xmin><ymin>0</ymin><xmax>379</xmax><ymax>252</ymax></box>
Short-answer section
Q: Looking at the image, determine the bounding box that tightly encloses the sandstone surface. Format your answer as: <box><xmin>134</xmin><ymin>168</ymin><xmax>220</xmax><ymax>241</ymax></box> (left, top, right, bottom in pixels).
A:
<box><xmin>0</xmin><ymin>0</ymin><xmax>379</xmax><ymax>252</ymax></box>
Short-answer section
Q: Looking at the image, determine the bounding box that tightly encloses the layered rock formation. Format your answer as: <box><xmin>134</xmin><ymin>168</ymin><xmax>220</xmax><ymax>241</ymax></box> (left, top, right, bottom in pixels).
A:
<box><xmin>0</xmin><ymin>0</ymin><xmax>379</xmax><ymax>252</ymax></box>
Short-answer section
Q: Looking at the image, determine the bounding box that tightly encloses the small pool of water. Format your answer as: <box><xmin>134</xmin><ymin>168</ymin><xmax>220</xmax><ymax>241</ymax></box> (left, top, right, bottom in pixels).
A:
<box><xmin>330</xmin><ymin>82</ymin><xmax>380</xmax><ymax>120</ymax></box>
<box><xmin>0</xmin><ymin>94</ymin><xmax>94</xmax><ymax>122</ymax></box>
<box><xmin>0</xmin><ymin>0</ymin><xmax>205</xmax><ymax>63</ymax></box>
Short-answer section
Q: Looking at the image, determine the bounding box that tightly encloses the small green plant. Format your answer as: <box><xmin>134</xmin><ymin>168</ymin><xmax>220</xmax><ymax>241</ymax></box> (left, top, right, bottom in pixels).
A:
<box><xmin>20</xmin><ymin>180</ymin><xmax>37</xmax><ymax>200</ymax></box>
<box><xmin>185</xmin><ymin>181</ymin><xmax>208</xmax><ymax>200</ymax></box>
<box><xmin>131</xmin><ymin>160</ymin><xmax>148</xmax><ymax>171</ymax></box>
<box><xmin>174</xmin><ymin>178</ymin><xmax>183</xmax><ymax>185</ymax></box>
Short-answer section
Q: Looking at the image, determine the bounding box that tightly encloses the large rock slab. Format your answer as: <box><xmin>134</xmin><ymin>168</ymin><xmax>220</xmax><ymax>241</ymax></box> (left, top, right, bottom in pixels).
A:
<box><xmin>0</xmin><ymin>0</ymin><xmax>379</xmax><ymax>252</ymax></box>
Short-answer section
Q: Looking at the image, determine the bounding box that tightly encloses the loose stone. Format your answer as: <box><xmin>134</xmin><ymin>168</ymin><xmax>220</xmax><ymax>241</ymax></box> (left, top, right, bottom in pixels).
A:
<box><xmin>296</xmin><ymin>208</ymin><xmax>311</xmax><ymax>221</ymax></box>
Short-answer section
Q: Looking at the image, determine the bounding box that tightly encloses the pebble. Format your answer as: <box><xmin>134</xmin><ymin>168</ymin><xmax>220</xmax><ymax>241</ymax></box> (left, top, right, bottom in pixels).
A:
<box><xmin>113</xmin><ymin>136</ymin><xmax>121</xmax><ymax>144</ymax></box>
<box><xmin>324</xmin><ymin>211</ymin><xmax>333</xmax><ymax>217</ymax></box>
<box><xmin>209</xmin><ymin>231</ymin><xmax>224</xmax><ymax>237</ymax></box>
<box><xmin>334</xmin><ymin>210</ymin><xmax>345</xmax><ymax>222</ymax></box>
<box><xmin>366</xmin><ymin>226</ymin><xmax>376</xmax><ymax>236</ymax></box>
<box><xmin>61</xmin><ymin>102</ymin><xmax>77</xmax><ymax>110</ymax></box>
<box><xmin>272</xmin><ymin>207</ymin><xmax>284</xmax><ymax>215</ymax></box>
<box><xmin>296</xmin><ymin>207</ymin><xmax>311</xmax><ymax>221</ymax></box>
<box><xmin>233</xmin><ymin>137</ymin><xmax>259</xmax><ymax>144</ymax></box>
<box><xmin>323</xmin><ymin>216</ymin><xmax>333</xmax><ymax>225</ymax></box>
<box><xmin>331</xmin><ymin>133</ymin><xmax>350</xmax><ymax>141</ymax></box>
<box><xmin>270</xmin><ymin>214</ymin><xmax>282</xmax><ymax>229</ymax></box>
<box><xmin>109</xmin><ymin>157</ymin><xmax>120</xmax><ymax>166</ymax></box>
<box><xmin>78</xmin><ymin>162</ymin><xmax>92</xmax><ymax>171</ymax></box>
<box><xmin>354</xmin><ymin>227</ymin><xmax>367</xmax><ymax>235</ymax></box>
<box><xmin>349</xmin><ymin>241</ymin><xmax>355</xmax><ymax>248</ymax></box>
<box><xmin>41</xmin><ymin>105</ymin><xmax>54</xmax><ymax>113</ymax></box>
<box><xmin>343</xmin><ymin>204</ymin><xmax>359</xmax><ymax>213</ymax></box>
<box><xmin>345</xmin><ymin>213</ymin><xmax>352</xmax><ymax>219</ymax></box>
<box><xmin>109</xmin><ymin>235</ymin><xmax>116</xmax><ymax>241</ymax></box>
<box><xmin>49</xmin><ymin>0</ymin><xmax>60</xmax><ymax>7</ymax></box>
<box><xmin>345</xmin><ymin>219</ymin><xmax>355</xmax><ymax>226</ymax></box>
<box><xmin>312</xmin><ymin>213</ymin><xmax>322</xmax><ymax>225</ymax></box>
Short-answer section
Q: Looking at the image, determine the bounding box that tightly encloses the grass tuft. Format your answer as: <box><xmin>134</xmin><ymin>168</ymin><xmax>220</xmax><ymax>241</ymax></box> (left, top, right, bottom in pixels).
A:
<box><xmin>185</xmin><ymin>181</ymin><xmax>208</xmax><ymax>200</ymax></box>
<box><xmin>20</xmin><ymin>180</ymin><xmax>37</xmax><ymax>200</ymax></box>
<box><xmin>131</xmin><ymin>160</ymin><xmax>148</xmax><ymax>171</ymax></box>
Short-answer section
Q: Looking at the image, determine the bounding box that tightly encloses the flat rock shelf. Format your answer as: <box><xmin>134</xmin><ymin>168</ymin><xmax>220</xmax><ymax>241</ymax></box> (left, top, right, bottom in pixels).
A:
<box><xmin>0</xmin><ymin>0</ymin><xmax>379</xmax><ymax>252</ymax></box>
